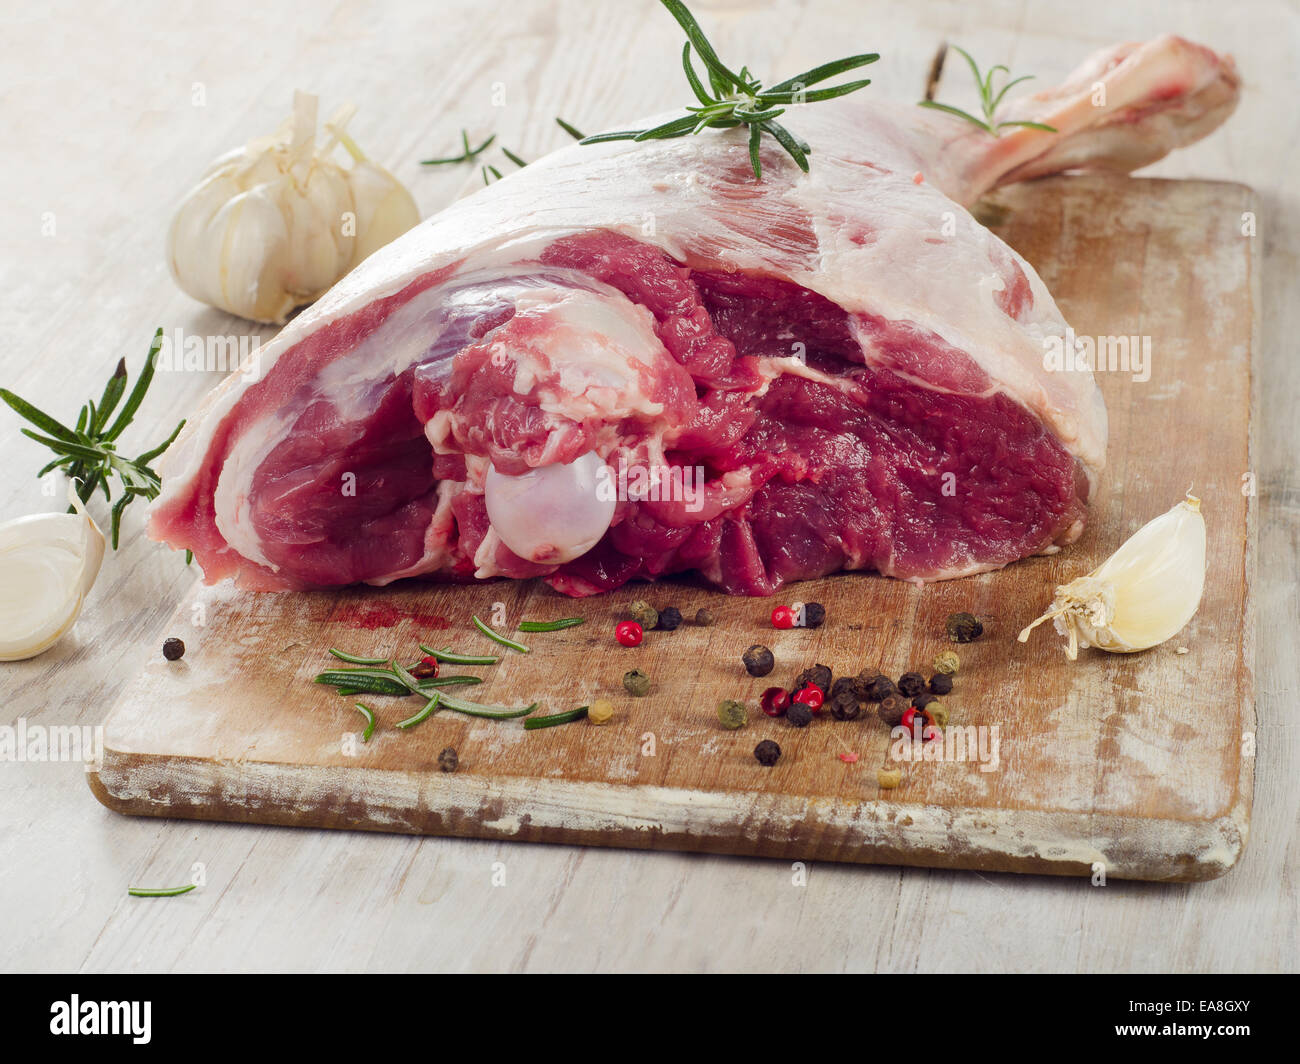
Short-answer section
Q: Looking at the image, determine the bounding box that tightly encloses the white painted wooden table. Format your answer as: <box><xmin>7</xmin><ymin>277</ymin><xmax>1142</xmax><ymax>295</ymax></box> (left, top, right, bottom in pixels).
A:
<box><xmin>0</xmin><ymin>0</ymin><xmax>1295</xmax><ymax>972</ymax></box>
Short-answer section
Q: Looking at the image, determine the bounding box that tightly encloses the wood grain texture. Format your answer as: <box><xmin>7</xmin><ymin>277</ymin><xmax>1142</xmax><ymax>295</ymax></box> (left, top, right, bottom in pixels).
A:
<box><xmin>87</xmin><ymin>175</ymin><xmax>1256</xmax><ymax>882</ymax></box>
<box><xmin>1</xmin><ymin>0</ymin><xmax>1294</xmax><ymax>973</ymax></box>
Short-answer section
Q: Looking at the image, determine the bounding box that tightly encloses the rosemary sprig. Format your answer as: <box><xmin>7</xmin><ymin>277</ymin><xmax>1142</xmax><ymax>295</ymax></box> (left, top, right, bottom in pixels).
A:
<box><xmin>577</xmin><ymin>0</ymin><xmax>878</xmax><ymax>179</ymax></box>
<box><xmin>421</xmin><ymin>129</ymin><xmax>496</xmax><ymax>165</ymax></box>
<box><xmin>918</xmin><ymin>46</ymin><xmax>1057</xmax><ymax>136</ymax></box>
<box><xmin>0</xmin><ymin>328</ymin><xmax>186</xmax><ymax>548</ymax></box>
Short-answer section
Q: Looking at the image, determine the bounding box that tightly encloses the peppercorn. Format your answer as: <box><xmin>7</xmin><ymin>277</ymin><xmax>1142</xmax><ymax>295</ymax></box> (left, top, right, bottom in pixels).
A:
<box><xmin>861</xmin><ymin>673</ymin><xmax>896</xmax><ymax>702</ymax></box>
<box><xmin>437</xmin><ymin>747</ymin><xmax>458</xmax><ymax>773</ymax></box>
<box><xmin>754</xmin><ymin>739</ymin><xmax>782</xmax><ymax>766</ymax></box>
<box><xmin>928</xmin><ymin>672</ymin><xmax>953</xmax><ymax>696</ymax></box>
<box><xmin>830</xmin><ymin>690</ymin><xmax>861</xmax><ymax>721</ymax></box>
<box><xmin>793</xmin><ymin>663</ymin><xmax>833</xmax><ymax>695</ymax></box>
<box><xmin>946</xmin><ymin>611</ymin><xmax>983</xmax><ymax>643</ymax></box>
<box><xmin>801</xmin><ymin>602</ymin><xmax>826</xmax><ymax>628</ymax></box>
<box><xmin>901</xmin><ymin>707</ymin><xmax>939</xmax><ymax>741</ymax></box>
<box><xmin>770</xmin><ymin>605</ymin><xmax>796</xmax><ymax>629</ymax></box>
<box><xmin>877</xmin><ymin>767</ymin><xmax>903</xmax><ymax>789</ymax></box>
<box><xmin>742</xmin><ymin>644</ymin><xmax>775</xmax><ymax>677</ymax></box>
<box><xmin>718</xmin><ymin>699</ymin><xmax>747</xmax><ymax>730</ymax></box>
<box><xmin>792</xmin><ymin>683</ymin><xmax>824</xmax><ymax>712</ymax></box>
<box><xmin>623</xmin><ymin>668</ymin><xmax>651</xmax><ymax>697</ymax></box>
<box><xmin>877</xmin><ymin>693</ymin><xmax>908</xmax><ymax>727</ymax></box>
<box><xmin>628</xmin><ymin>600</ymin><xmax>659</xmax><ymax>631</ymax></box>
<box><xmin>615</xmin><ymin>620</ymin><xmax>643</xmax><ymax>647</ymax></box>
<box><xmin>913</xmin><ymin>691</ymin><xmax>938</xmax><ymax>711</ymax></box>
<box><xmin>929</xmin><ymin>702</ymin><xmax>949</xmax><ymax>728</ymax></box>
<box><xmin>897</xmin><ymin>672</ymin><xmax>926</xmax><ymax>699</ymax></box>
<box><xmin>932</xmin><ymin>650</ymin><xmax>960</xmax><ymax>675</ymax></box>
<box><xmin>409</xmin><ymin>655</ymin><xmax>440</xmax><ymax>679</ymax></box>
<box><xmin>162</xmin><ymin>637</ymin><xmax>185</xmax><ymax>661</ymax></box>
<box><xmin>657</xmin><ymin>606</ymin><xmax>683</xmax><ymax>631</ymax></box>
<box><xmin>760</xmin><ymin>686</ymin><xmax>790</xmax><ymax>717</ymax></box>
<box><xmin>695</xmin><ymin>608</ymin><xmax>715</xmax><ymax>627</ymax></box>
<box><xmin>786</xmin><ymin>703</ymin><xmax>814</xmax><ymax>728</ymax></box>
<box><xmin>829</xmin><ymin>676</ymin><xmax>862</xmax><ymax>702</ymax></box>
<box><xmin>587</xmin><ymin>698</ymin><xmax>615</xmax><ymax>725</ymax></box>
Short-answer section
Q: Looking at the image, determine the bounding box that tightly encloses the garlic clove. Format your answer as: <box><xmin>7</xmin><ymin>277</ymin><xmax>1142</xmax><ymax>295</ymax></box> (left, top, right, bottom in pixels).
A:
<box><xmin>0</xmin><ymin>499</ymin><xmax>105</xmax><ymax>662</ymax></box>
<box><xmin>1018</xmin><ymin>494</ymin><xmax>1206</xmax><ymax>659</ymax></box>
<box><xmin>345</xmin><ymin>160</ymin><xmax>421</xmax><ymax>264</ymax></box>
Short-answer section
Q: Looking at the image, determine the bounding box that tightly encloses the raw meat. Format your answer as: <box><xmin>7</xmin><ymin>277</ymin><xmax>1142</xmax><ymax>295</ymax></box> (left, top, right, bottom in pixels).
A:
<box><xmin>150</xmin><ymin>35</ymin><xmax>1239</xmax><ymax>595</ymax></box>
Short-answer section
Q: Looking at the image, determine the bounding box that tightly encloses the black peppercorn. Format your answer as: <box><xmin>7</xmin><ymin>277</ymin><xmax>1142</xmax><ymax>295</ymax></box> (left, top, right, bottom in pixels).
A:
<box><xmin>832</xmin><ymin>676</ymin><xmax>863</xmax><ymax>702</ymax></box>
<box><xmin>437</xmin><ymin>747</ymin><xmax>458</xmax><ymax>773</ymax></box>
<box><xmin>898</xmin><ymin>672</ymin><xmax>926</xmax><ymax>699</ymax></box>
<box><xmin>742</xmin><ymin>644</ymin><xmax>775</xmax><ymax>677</ymax></box>
<box><xmin>754</xmin><ymin>739</ymin><xmax>782</xmax><ymax>766</ymax></box>
<box><xmin>793</xmin><ymin>663</ymin><xmax>833</xmax><ymax>695</ymax></box>
<box><xmin>830</xmin><ymin>691</ymin><xmax>861</xmax><ymax>721</ymax></box>
<box><xmin>913</xmin><ymin>691</ymin><xmax>938</xmax><ymax>711</ymax></box>
<box><xmin>861</xmin><ymin>673</ymin><xmax>896</xmax><ymax>702</ymax></box>
<box><xmin>657</xmin><ymin>606</ymin><xmax>683</xmax><ymax>631</ymax></box>
<box><xmin>786</xmin><ymin>703</ymin><xmax>814</xmax><ymax>728</ymax></box>
<box><xmin>928</xmin><ymin>672</ymin><xmax>954</xmax><ymax>696</ymax></box>
<box><xmin>695</xmin><ymin>608</ymin><xmax>715</xmax><ymax>627</ymax></box>
<box><xmin>162</xmin><ymin>637</ymin><xmax>185</xmax><ymax>661</ymax></box>
<box><xmin>946</xmin><ymin>611</ymin><xmax>983</xmax><ymax>643</ymax></box>
<box><xmin>878</xmin><ymin>693</ymin><xmax>908</xmax><ymax>727</ymax></box>
<box><xmin>801</xmin><ymin>602</ymin><xmax>826</xmax><ymax>628</ymax></box>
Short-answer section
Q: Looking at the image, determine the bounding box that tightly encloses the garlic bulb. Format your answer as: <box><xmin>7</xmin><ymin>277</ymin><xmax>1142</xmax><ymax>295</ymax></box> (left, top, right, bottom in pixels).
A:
<box><xmin>1018</xmin><ymin>494</ymin><xmax>1206</xmax><ymax>659</ymax></box>
<box><xmin>167</xmin><ymin>92</ymin><xmax>420</xmax><ymax>324</ymax></box>
<box><xmin>0</xmin><ymin>494</ymin><xmax>105</xmax><ymax>661</ymax></box>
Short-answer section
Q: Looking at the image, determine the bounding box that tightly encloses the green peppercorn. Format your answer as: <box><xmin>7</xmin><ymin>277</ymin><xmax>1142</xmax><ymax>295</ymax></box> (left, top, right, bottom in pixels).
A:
<box><xmin>623</xmin><ymin>668</ymin><xmax>651</xmax><ymax>697</ymax></box>
<box><xmin>929</xmin><ymin>702</ymin><xmax>949</xmax><ymax>728</ymax></box>
<box><xmin>437</xmin><ymin>747</ymin><xmax>458</xmax><ymax>773</ymax></box>
<box><xmin>754</xmin><ymin>739</ymin><xmax>781</xmax><ymax>766</ymax></box>
<box><xmin>877</xmin><ymin>693</ymin><xmax>908</xmax><ymax>727</ymax></box>
<box><xmin>946</xmin><ymin>612</ymin><xmax>983</xmax><ymax>643</ymax></box>
<box><xmin>657</xmin><ymin>606</ymin><xmax>683</xmax><ymax>631</ymax></box>
<box><xmin>861</xmin><ymin>673</ymin><xmax>896</xmax><ymax>702</ymax></box>
<box><xmin>928</xmin><ymin>672</ymin><xmax>953</xmax><ymax>696</ymax></box>
<box><xmin>932</xmin><ymin>650</ymin><xmax>960</xmax><ymax>675</ymax></box>
<box><xmin>786</xmin><ymin>703</ymin><xmax>814</xmax><ymax>728</ymax></box>
<box><xmin>629</xmin><ymin>600</ymin><xmax>658</xmax><ymax>631</ymax></box>
<box><xmin>695</xmin><ymin>608</ymin><xmax>716</xmax><ymax>627</ymax></box>
<box><xmin>829</xmin><ymin>690</ymin><xmax>861</xmax><ymax>721</ymax></box>
<box><xmin>742</xmin><ymin>644</ymin><xmax>775</xmax><ymax>677</ymax></box>
<box><xmin>718</xmin><ymin>699</ymin><xmax>748</xmax><ymax>729</ymax></box>
<box><xmin>897</xmin><ymin>672</ymin><xmax>926</xmax><ymax>699</ymax></box>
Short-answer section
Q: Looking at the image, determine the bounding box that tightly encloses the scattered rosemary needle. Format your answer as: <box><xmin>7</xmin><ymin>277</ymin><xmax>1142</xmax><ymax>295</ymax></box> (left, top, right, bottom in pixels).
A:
<box><xmin>419</xmin><ymin>644</ymin><xmax>498</xmax><ymax>666</ymax></box>
<box><xmin>329</xmin><ymin>647</ymin><xmax>390</xmax><ymax>665</ymax></box>
<box><xmin>396</xmin><ymin>693</ymin><xmax>441</xmax><ymax>729</ymax></box>
<box><xmin>555</xmin><ymin>117</ymin><xmax>585</xmax><ymax>140</ymax></box>
<box><xmin>0</xmin><ymin>329</ymin><xmax>186</xmax><ymax>548</ymax></box>
<box><xmin>500</xmin><ymin>146</ymin><xmax>528</xmax><ymax>168</ymax></box>
<box><xmin>128</xmin><ymin>884</ymin><xmax>197</xmax><ymax>898</ymax></box>
<box><xmin>518</xmin><ymin>617</ymin><xmax>585</xmax><ymax>632</ymax></box>
<box><xmin>524</xmin><ymin>706</ymin><xmax>589</xmax><ymax>730</ymax></box>
<box><xmin>918</xmin><ymin>45</ymin><xmax>1057</xmax><ymax>136</ymax></box>
<box><xmin>472</xmin><ymin>616</ymin><xmax>530</xmax><ymax>653</ymax></box>
<box><xmin>578</xmin><ymin>0</ymin><xmax>879</xmax><ymax>179</ymax></box>
<box><xmin>421</xmin><ymin>129</ymin><xmax>495</xmax><ymax>165</ymax></box>
<box><xmin>481</xmin><ymin>163</ymin><xmax>503</xmax><ymax>185</ymax></box>
<box><xmin>354</xmin><ymin>702</ymin><xmax>378</xmax><ymax>742</ymax></box>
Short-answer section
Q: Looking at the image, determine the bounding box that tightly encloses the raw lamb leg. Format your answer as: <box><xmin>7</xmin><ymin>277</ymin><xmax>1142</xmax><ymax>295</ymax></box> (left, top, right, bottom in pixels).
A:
<box><xmin>149</xmin><ymin>35</ymin><xmax>1239</xmax><ymax>596</ymax></box>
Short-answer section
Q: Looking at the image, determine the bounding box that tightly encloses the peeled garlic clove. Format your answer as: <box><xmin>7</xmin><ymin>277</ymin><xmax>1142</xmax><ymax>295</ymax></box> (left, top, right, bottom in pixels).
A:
<box><xmin>166</xmin><ymin>92</ymin><xmax>420</xmax><ymax>325</ymax></box>
<box><xmin>1018</xmin><ymin>494</ymin><xmax>1206</xmax><ymax>660</ymax></box>
<box><xmin>0</xmin><ymin>498</ymin><xmax>105</xmax><ymax>661</ymax></box>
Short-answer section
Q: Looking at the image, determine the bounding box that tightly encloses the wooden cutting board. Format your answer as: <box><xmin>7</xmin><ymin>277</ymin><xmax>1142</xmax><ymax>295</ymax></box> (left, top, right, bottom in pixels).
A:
<box><xmin>87</xmin><ymin>175</ymin><xmax>1257</xmax><ymax>882</ymax></box>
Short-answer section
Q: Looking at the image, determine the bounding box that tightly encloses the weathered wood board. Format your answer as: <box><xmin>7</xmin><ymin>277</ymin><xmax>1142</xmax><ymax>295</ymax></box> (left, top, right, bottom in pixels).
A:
<box><xmin>87</xmin><ymin>175</ymin><xmax>1257</xmax><ymax>882</ymax></box>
